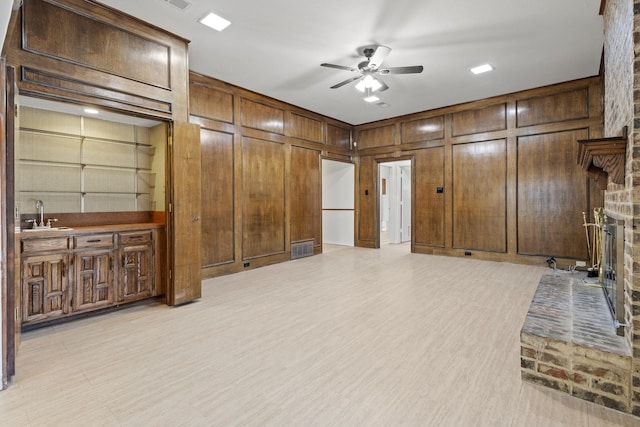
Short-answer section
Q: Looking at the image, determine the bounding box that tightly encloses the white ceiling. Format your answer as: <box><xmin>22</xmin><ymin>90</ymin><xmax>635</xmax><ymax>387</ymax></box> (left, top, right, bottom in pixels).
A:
<box><xmin>5</xmin><ymin>0</ymin><xmax>605</xmax><ymax>125</ymax></box>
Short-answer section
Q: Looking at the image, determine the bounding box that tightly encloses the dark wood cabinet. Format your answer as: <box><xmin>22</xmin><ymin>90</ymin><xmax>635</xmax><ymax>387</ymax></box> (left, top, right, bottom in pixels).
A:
<box><xmin>22</xmin><ymin>252</ymin><xmax>70</xmax><ymax>323</ymax></box>
<box><xmin>73</xmin><ymin>249</ymin><xmax>114</xmax><ymax>312</ymax></box>
<box><xmin>20</xmin><ymin>225</ymin><xmax>161</xmax><ymax>327</ymax></box>
<box><xmin>119</xmin><ymin>231</ymin><xmax>153</xmax><ymax>302</ymax></box>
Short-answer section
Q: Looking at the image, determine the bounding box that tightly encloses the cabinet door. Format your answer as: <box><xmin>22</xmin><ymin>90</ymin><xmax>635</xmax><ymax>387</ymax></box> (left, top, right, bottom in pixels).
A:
<box><xmin>120</xmin><ymin>244</ymin><xmax>153</xmax><ymax>302</ymax></box>
<box><xmin>73</xmin><ymin>250</ymin><xmax>114</xmax><ymax>312</ymax></box>
<box><xmin>168</xmin><ymin>121</ymin><xmax>202</xmax><ymax>305</ymax></box>
<box><xmin>22</xmin><ymin>253</ymin><xmax>70</xmax><ymax>323</ymax></box>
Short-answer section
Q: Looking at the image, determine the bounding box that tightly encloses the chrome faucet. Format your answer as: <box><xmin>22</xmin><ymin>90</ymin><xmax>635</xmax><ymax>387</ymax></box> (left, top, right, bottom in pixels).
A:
<box><xmin>35</xmin><ymin>199</ymin><xmax>44</xmax><ymax>227</ymax></box>
<box><xmin>36</xmin><ymin>200</ymin><xmax>44</xmax><ymax>227</ymax></box>
<box><xmin>24</xmin><ymin>200</ymin><xmax>58</xmax><ymax>230</ymax></box>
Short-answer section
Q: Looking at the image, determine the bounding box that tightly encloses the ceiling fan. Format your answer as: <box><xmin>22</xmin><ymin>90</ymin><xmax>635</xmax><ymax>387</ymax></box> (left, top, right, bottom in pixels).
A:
<box><xmin>321</xmin><ymin>45</ymin><xmax>424</xmax><ymax>93</ymax></box>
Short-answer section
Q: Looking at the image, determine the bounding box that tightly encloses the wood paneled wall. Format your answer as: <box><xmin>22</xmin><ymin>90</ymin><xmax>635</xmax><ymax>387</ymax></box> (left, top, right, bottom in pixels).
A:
<box><xmin>189</xmin><ymin>72</ymin><xmax>352</xmax><ymax>277</ymax></box>
<box><xmin>354</xmin><ymin>77</ymin><xmax>604</xmax><ymax>265</ymax></box>
<box><xmin>5</xmin><ymin>0</ymin><xmax>189</xmax><ymax>121</ymax></box>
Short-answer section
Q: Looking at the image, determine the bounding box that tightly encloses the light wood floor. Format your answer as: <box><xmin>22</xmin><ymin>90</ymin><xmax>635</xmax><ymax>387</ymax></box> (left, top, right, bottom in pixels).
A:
<box><xmin>2</xmin><ymin>244</ymin><xmax>639</xmax><ymax>426</ymax></box>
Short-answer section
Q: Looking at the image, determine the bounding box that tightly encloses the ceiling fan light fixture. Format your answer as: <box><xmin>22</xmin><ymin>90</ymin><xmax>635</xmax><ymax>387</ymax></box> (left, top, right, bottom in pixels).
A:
<box><xmin>355</xmin><ymin>75</ymin><xmax>383</xmax><ymax>92</ymax></box>
<box><xmin>470</xmin><ymin>63</ymin><xmax>494</xmax><ymax>75</ymax></box>
<box><xmin>364</xmin><ymin>95</ymin><xmax>381</xmax><ymax>103</ymax></box>
<box><xmin>199</xmin><ymin>12</ymin><xmax>231</xmax><ymax>31</ymax></box>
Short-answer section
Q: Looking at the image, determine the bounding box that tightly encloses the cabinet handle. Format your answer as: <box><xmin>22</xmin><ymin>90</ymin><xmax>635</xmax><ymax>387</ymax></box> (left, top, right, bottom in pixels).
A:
<box><xmin>86</xmin><ymin>239</ymin><xmax>101</xmax><ymax>243</ymax></box>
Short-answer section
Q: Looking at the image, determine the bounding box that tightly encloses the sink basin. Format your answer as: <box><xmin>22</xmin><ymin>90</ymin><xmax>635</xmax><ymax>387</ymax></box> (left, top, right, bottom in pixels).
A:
<box><xmin>22</xmin><ymin>226</ymin><xmax>73</xmax><ymax>232</ymax></box>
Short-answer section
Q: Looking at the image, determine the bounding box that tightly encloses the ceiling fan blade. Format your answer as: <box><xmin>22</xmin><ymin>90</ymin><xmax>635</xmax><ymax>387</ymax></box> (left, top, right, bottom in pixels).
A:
<box><xmin>376</xmin><ymin>77</ymin><xmax>389</xmax><ymax>92</ymax></box>
<box><xmin>330</xmin><ymin>75</ymin><xmax>362</xmax><ymax>89</ymax></box>
<box><xmin>321</xmin><ymin>63</ymin><xmax>358</xmax><ymax>72</ymax></box>
<box><xmin>368</xmin><ymin>45</ymin><xmax>391</xmax><ymax>70</ymax></box>
<box><xmin>379</xmin><ymin>65</ymin><xmax>424</xmax><ymax>75</ymax></box>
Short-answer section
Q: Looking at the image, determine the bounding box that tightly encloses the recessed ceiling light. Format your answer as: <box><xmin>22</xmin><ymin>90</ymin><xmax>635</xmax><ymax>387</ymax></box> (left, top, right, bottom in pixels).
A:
<box><xmin>84</xmin><ymin>108</ymin><xmax>99</xmax><ymax>115</ymax></box>
<box><xmin>199</xmin><ymin>12</ymin><xmax>231</xmax><ymax>31</ymax></box>
<box><xmin>364</xmin><ymin>95</ymin><xmax>381</xmax><ymax>103</ymax></box>
<box><xmin>470</xmin><ymin>64</ymin><xmax>494</xmax><ymax>75</ymax></box>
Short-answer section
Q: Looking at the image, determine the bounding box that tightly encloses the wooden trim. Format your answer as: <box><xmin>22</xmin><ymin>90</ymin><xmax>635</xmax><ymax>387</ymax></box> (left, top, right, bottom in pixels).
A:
<box><xmin>1</xmin><ymin>58</ymin><xmax>8</xmax><ymax>388</ymax></box>
<box><xmin>5</xmin><ymin>64</ymin><xmax>16</xmax><ymax>380</ymax></box>
<box><xmin>1</xmin><ymin>60</ymin><xmax>17</xmax><ymax>385</ymax></box>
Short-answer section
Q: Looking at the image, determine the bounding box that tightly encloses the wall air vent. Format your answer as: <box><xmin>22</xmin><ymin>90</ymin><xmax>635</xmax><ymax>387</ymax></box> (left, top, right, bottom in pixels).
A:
<box><xmin>164</xmin><ymin>0</ymin><xmax>191</xmax><ymax>11</ymax></box>
<box><xmin>291</xmin><ymin>240</ymin><xmax>314</xmax><ymax>260</ymax></box>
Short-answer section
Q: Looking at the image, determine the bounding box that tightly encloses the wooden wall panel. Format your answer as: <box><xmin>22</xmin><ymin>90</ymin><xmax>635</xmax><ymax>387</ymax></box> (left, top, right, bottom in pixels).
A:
<box><xmin>517</xmin><ymin>88</ymin><xmax>589</xmax><ymax>128</ymax></box>
<box><xmin>402</xmin><ymin>116</ymin><xmax>444</xmax><ymax>144</ymax></box>
<box><xmin>452</xmin><ymin>140</ymin><xmax>507</xmax><ymax>252</ymax></box>
<box><xmin>288</xmin><ymin>113</ymin><xmax>323</xmax><ymax>143</ymax></box>
<box><xmin>357</xmin><ymin>156</ymin><xmax>377</xmax><ymax>246</ymax></box>
<box><xmin>354</xmin><ymin>77</ymin><xmax>602</xmax><ymax>265</ymax></box>
<box><xmin>327</xmin><ymin>124</ymin><xmax>351</xmax><ymax>149</ymax></box>
<box><xmin>24</xmin><ymin>0</ymin><xmax>171</xmax><ymax>88</ymax></box>
<box><xmin>7</xmin><ymin>0</ymin><xmax>191</xmax><ymax>120</ymax></box>
<box><xmin>242</xmin><ymin>137</ymin><xmax>286</xmax><ymax>259</ymax></box>
<box><xmin>358</xmin><ymin>125</ymin><xmax>395</xmax><ymax>149</ymax></box>
<box><xmin>189</xmin><ymin>83</ymin><xmax>234</xmax><ymax>123</ymax></box>
<box><xmin>201</xmin><ymin>129</ymin><xmax>234</xmax><ymax>267</ymax></box>
<box><xmin>189</xmin><ymin>72</ymin><xmax>354</xmax><ymax>277</ymax></box>
<box><xmin>452</xmin><ymin>103</ymin><xmax>506</xmax><ymax>136</ymax></box>
<box><xmin>517</xmin><ymin>129</ymin><xmax>589</xmax><ymax>258</ymax></box>
<box><xmin>241</xmin><ymin>98</ymin><xmax>284</xmax><ymax>135</ymax></box>
<box><xmin>414</xmin><ymin>147</ymin><xmax>445</xmax><ymax>247</ymax></box>
<box><xmin>290</xmin><ymin>146</ymin><xmax>321</xmax><ymax>245</ymax></box>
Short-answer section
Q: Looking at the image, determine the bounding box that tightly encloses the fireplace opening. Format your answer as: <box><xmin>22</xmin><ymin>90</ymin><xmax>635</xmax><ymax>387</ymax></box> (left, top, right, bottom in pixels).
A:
<box><xmin>600</xmin><ymin>214</ymin><xmax>625</xmax><ymax>336</ymax></box>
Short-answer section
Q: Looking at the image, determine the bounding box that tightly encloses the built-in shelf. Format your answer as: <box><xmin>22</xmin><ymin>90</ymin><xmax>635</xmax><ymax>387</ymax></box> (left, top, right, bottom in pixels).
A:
<box><xmin>577</xmin><ymin>126</ymin><xmax>627</xmax><ymax>188</ymax></box>
<box><xmin>18</xmin><ymin>106</ymin><xmax>162</xmax><ymax>213</ymax></box>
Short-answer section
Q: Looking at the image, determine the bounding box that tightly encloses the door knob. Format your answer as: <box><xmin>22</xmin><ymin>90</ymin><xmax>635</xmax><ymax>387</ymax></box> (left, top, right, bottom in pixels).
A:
<box><xmin>194</xmin><ymin>215</ymin><xmax>200</xmax><ymax>222</ymax></box>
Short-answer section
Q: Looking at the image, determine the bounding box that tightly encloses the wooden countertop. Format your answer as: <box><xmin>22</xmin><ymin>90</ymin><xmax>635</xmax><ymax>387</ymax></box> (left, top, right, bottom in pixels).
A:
<box><xmin>18</xmin><ymin>222</ymin><xmax>165</xmax><ymax>238</ymax></box>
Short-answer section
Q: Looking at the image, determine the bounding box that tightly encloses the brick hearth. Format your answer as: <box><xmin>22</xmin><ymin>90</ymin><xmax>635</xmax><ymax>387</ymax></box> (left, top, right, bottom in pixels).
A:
<box><xmin>520</xmin><ymin>272</ymin><xmax>632</xmax><ymax>412</ymax></box>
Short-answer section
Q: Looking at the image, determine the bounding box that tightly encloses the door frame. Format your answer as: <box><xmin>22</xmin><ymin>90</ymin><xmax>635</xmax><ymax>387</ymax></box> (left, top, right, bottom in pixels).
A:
<box><xmin>1</xmin><ymin>61</ymin><xmax>17</xmax><ymax>388</ymax></box>
<box><xmin>374</xmin><ymin>155</ymin><xmax>415</xmax><ymax>251</ymax></box>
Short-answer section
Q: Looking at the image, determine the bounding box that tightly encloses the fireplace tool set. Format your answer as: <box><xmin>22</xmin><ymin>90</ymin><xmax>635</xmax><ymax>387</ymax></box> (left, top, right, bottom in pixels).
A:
<box><xmin>582</xmin><ymin>208</ymin><xmax>603</xmax><ymax>277</ymax></box>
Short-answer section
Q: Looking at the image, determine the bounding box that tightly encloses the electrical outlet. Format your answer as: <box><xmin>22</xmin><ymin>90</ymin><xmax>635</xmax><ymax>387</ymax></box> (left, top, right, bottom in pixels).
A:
<box><xmin>576</xmin><ymin>260</ymin><xmax>587</xmax><ymax>267</ymax></box>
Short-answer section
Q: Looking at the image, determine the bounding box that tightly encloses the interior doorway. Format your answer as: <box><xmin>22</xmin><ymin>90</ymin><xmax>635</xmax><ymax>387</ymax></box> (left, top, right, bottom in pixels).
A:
<box><xmin>379</xmin><ymin>160</ymin><xmax>411</xmax><ymax>247</ymax></box>
<box><xmin>322</xmin><ymin>159</ymin><xmax>355</xmax><ymax>248</ymax></box>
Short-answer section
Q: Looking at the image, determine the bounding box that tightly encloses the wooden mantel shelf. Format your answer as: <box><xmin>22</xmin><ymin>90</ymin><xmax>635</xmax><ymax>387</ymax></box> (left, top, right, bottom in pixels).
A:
<box><xmin>577</xmin><ymin>126</ymin><xmax>627</xmax><ymax>188</ymax></box>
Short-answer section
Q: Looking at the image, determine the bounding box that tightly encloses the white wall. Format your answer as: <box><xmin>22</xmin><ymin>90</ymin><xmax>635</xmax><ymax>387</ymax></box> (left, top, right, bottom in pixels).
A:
<box><xmin>322</xmin><ymin>159</ymin><xmax>354</xmax><ymax>246</ymax></box>
<box><xmin>0</xmin><ymin>1</ymin><xmax>16</xmax><ymax>52</ymax></box>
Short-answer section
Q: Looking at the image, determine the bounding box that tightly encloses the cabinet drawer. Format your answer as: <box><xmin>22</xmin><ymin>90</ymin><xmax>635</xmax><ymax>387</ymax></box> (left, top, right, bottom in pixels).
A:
<box><xmin>119</xmin><ymin>231</ymin><xmax>152</xmax><ymax>245</ymax></box>
<box><xmin>74</xmin><ymin>233</ymin><xmax>114</xmax><ymax>249</ymax></box>
<box><xmin>21</xmin><ymin>237</ymin><xmax>69</xmax><ymax>254</ymax></box>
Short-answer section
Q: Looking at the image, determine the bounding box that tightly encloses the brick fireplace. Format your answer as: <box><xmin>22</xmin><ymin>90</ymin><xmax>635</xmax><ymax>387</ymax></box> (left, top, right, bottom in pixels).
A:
<box><xmin>519</xmin><ymin>0</ymin><xmax>640</xmax><ymax>416</ymax></box>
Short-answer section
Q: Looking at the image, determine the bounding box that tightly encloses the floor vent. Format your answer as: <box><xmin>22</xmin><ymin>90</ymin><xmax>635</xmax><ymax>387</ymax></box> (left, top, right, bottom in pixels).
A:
<box><xmin>291</xmin><ymin>240</ymin><xmax>314</xmax><ymax>260</ymax></box>
<box><xmin>164</xmin><ymin>0</ymin><xmax>191</xmax><ymax>11</ymax></box>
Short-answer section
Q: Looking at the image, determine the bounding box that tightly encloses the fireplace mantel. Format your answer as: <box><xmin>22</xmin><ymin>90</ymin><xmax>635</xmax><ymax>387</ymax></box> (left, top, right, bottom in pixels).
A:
<box><xmin>577</xmin><ymin>126</ymin><xmax>627</xmax><ymax>188</ymax></box>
